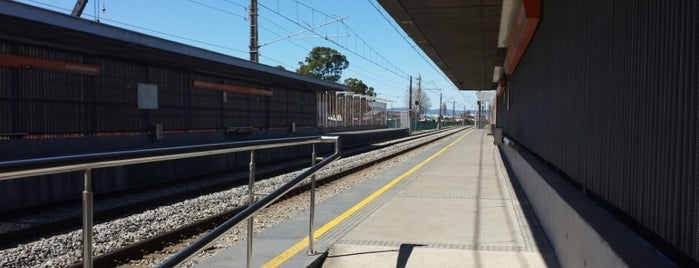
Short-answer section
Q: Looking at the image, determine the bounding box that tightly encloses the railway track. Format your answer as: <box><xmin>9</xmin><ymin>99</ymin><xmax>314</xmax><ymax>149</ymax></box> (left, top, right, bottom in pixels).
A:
<box><xmin>0</xmin><ymin>129</ymin><xmax>445</xmax><ymax>248</ymax></box>
<box><xmin>0</xmin><ymin>127</ymin><xmax>468</xmax><ymax>267</ymax></box>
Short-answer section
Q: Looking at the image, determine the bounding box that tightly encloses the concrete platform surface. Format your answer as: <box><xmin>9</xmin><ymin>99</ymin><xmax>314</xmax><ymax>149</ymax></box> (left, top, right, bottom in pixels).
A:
<box><xmin>323</xmin><ymin>129</ymin><xmax>559</xmax><ymax>267</ymax></box>
<box><xmin>196</xmin><ymin>128</ymin><xmax>559</xmax><ymax>267</ymax></box>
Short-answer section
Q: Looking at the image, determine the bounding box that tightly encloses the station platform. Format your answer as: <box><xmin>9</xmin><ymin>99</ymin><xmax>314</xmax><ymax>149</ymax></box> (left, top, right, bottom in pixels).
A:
<box><xmin>196</xmin><ymin>128</ymin><xmax>560</xmax><ymax>267</ymax></box>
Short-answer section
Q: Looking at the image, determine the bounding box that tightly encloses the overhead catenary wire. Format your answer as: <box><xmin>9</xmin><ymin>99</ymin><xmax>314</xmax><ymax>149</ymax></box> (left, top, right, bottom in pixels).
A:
<box><xmin>184</xmin><ymin>0</ymin><xmax>247</xmax><ymax>20</ymax></box>
<box><xmin>217</xmin><ymin>0</ymin><xmax>410</xmax><ymax>90</ymax></box>
<box><xmin>219</xmin><ymin>0</ymin><xmax>247</xmax><ymax>9</ymax></box>
<box><xmin>285</xmin><ymin>1</ymin><xmax>409</xmax><ymax>79</ymax></box>
<box><xmin>340</xmin><ymin>21</ymin><xmax>409</xmax><ymax>78</ymax></box>
<box><xmin>259</xmin><ymin>54</ymin><xmax>296</xmax><ymax>70</ymax></box>
<box><xmin>23</xmin><ymin>0</ymin><xmax>251</xmax><ymax>56</ymax></box>
<box><xmin>342</xmin><ymin>61</ymin><xmax>408</xmax><ymax>88</ymax></box>
<box><xmin>250</xmin><ymin>0</ymin><xmax>394</xmax><ymax>80</ymax></box>
<box><xmin>201</xmin><ymin>1</ymin><xmax>321</xmax><ymax>62</ymax></box>
<box><xmin>172</xmin><ymin>0</ymin><xmax>318</xmax><ymax>65</ymax></box>
<box><xmin>259</xmin><ymin>0</ymin><xmax>410</xmax><ymax>78</ymax></box>
<box><xmin>258</xmin><ymin>2</ymin><xmax>410</xmax><ymax>81</ymax></box>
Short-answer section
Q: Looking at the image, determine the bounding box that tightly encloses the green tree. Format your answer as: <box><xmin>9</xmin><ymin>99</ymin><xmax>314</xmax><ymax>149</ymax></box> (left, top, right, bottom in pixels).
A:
<box><xmin>275</xmin><ymin>65</ymin><xmax>286</xmax><ymax>71</ymax></box>
<box><xmin>296</xmin><ymin>47</ymin><xmax>349</xmax><ymax>82</ymax></box>
<box><xmin>343</xmin><ymin>78</ymin><xmax>376</xmax><ymax>96</ymax></box>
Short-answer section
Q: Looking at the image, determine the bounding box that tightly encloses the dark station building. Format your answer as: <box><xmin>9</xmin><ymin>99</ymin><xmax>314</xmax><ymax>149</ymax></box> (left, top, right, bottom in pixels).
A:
<box><xmin>0</xmin><ymin>2</ymin><xmax>348</xmax><ymax>140</ymax></box>
<box><xmin>0</xmin><ymin>2</ymin><xmax>400</xmax><ymax>212</ymax></box>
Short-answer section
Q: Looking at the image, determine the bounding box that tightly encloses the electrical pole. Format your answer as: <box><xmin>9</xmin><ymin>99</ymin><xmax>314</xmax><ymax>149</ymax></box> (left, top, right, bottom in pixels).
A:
<box><xmin>452</xmin><ymin>100</ymin><xmax>455</xmax><ymax>123</ymax></box>
<box><xmin>249</xmin><ymin>0</ymin><xmax>259</xmax><ymax>62</ymax></box>
<box><xmin>408</xmin><ymin>76</ymin><xmax>413</xmax><ymax>133</ymax></box>
<box><xmin>477</xmin><ymin>101</ymin><xmax>482</xmax><ymax>129</ymax></box>
<box><xmin>416</xmin><ymin>75</ymin><xmax>421</xmax><ymax>124</ymax></box>
<box><xmin>438</xmin><ymin>92</ymin><xmax>442</xmax><ymax>129</ymax></box>
<box><xmin>463</xmin><ymin>105</ymin><xmax>466</xmax><ymax>126</ymax></box>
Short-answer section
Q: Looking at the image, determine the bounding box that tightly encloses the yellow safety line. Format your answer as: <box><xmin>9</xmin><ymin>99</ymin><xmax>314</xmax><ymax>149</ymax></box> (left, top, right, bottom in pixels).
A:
<box><xmin>262</xmin><ymin>129</ymin><xmax>474</xmax><ymax>267</ymax></box>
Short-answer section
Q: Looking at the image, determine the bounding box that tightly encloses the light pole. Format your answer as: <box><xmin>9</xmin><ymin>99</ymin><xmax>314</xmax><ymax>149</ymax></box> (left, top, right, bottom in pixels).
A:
<box><xmin>449</xmin><ymin>101</ymin><xmax>459</xmax><ymax>126</ymax></box>
<box><xmin>423</xmin><ymin>87</ymin><xmax>443</xmax><ymax>130</ymax></box>
<box><xmin>408</xmin><ymin>76</ymin><xmax>413</xmax><ymax>132</ymax></box>
<box><xmin>463</xmin><ymin>105</ymin><xmax>466</xmax><ymax>126</ymax></box>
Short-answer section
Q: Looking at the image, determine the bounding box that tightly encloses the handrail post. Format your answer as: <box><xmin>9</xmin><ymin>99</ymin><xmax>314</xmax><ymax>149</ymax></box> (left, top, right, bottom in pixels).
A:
<box><xmin>82</xmin><ymin>169</ymin><xmax>93</xmax><ymax>268</ymax></box>
<box><xmin>155</xmin><ymin>136</ymin><xmax>341</xmax><ymax>268</ymax></box>
<box><xmin>247</xmin><ymin>150</ymin><xmax>255</xmax><ymax>268</ymax></box>
<box><xmin>307</xmin><ymin>143</ymin><xmax>317</xmax><ymax>255</ymax></box>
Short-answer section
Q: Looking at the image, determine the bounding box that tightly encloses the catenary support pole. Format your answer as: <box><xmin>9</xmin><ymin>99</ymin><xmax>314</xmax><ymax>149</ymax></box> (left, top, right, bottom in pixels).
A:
<box><xmin>249</xmin><ymin>0</ymin><xmax>259</xmax><ymax>62</ymax></box>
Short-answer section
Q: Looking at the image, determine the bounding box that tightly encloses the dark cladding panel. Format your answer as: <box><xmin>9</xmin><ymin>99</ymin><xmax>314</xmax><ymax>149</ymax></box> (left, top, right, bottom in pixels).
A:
<box><xmin>148</xmin><ymin>66</ymin><xmax>187</xmax><ymax>130</ymax></box>
<box><xmin>16</xmin><ymin>44</ymin><xmax>83</xmax><ymax>63</ymax></box>
<box><xmin>0</xmin><ymin>71</ymin><xmax>9</xmax><ymax>99</ymax></box>
<box><xmin>286</xmin><ymin>90</ymin><xmax>303</xmax><ymax>126</ymax></box>
<box><xmin>17</xmin><ymin>100</ymin><xmax>84</xmax><ymax>133</ymax></box>
<box><xmin>94</xmin><ymin>103</ymin><xmax>139</xmax><ymax>132</ymax></box>
<box><xmin>189</xmin><ymin>86</ymin><xmax>220</xmax><ymax>109</ymax></box>
<box><xmin>223</xmin><ymin>92</ymin><xmax>248</xmax><ymax>127</ymax></box>
<box><xmin>15</xmin><ymin>57</ymin><xmax>86</xmax><ymax>133</ymax></box>
<box><xmin>158</xmin><ymin>107</ymin><xmax>185</xmax><ymax>131</ymax></box>
<box><xmin>93</xmin><ymin>60</ymin><xmax>142</xmax><ymax>132</ymax></box>
<box><xmin>248</xmin><ymin>94</ymin><xmax>269</xmax><ymax>129</ymax></box>
<box><xmin>189</xmin><ymin>107</ymin><xmax>219</xmax><ymax>130</ymax></box>
<box><xmin>0</xmin><ymin>43</ymin><xmax>11</xmax><ymax>100</ymax></box>
<box><xmin>0</xmin><ymin>102</ymin><xmax>11</xmax><ymax>133</ymax></box>
<box><xmin>148</xmin><ymin>67</ymin><xmax>185</xmax><ymax>106</ymax></box>
<box><xmin>95</xmin><ymin>59</ymin><xmax>143</xmax><ymax>103</ymax></box>
<box><xmin>189</xmin><ymin>85</ymin><xmax>221</xmax><ymax>129</ymax></box>
<box><xmin>0</xmin><ymin>56</ymin><xmax>11</xmax><ymax>132</ymax></box>
<box><xmin>497</xmin><ymin>0</ymin><xmax>698</xmax><ymax>263</ymax></box>
<box><xmin>300</xmin><ymin>91</ymin><xmax>317</xmax><ymax>127</ymax></box>
<box><xmin>269</xmin><ymin>88</ymin><xmax>288</xmax><ymax>128</ymax></box>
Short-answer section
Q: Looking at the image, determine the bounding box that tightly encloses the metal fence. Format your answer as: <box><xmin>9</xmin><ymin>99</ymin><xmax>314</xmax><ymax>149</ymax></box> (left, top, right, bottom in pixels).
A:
<box><xmin>387</xmin><ymin>110</ymin><xmax>410</xmax><ymax>129</ymax></box>
<box><xmin>316</xmin><ymin>91</ymin><xmax>387</xmax><ymax>128</ymax></box>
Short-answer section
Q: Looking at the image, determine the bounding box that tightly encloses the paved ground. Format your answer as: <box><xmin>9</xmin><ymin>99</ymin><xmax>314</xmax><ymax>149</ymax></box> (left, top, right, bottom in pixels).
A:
<box><xmin>323</xmin><ymin>129</ymin><xmax>559</xmax><ymax>267</ymax></box>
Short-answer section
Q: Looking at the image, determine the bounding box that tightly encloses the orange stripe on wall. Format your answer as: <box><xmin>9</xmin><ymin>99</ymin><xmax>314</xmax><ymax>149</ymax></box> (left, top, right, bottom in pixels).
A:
<box><xmin>504</xmin><ymin>0</ymin><xmax>540</xmax><ymax>75</ymax></box>
<box><xmin>189</xmin><ymin>80</ymin><xmax>274</xmax><ymax>96</ymax></box>
<box><xmin>0</xmin><ymin>54</ymin><xmax>100</xmax><ymax>75</ymax></box>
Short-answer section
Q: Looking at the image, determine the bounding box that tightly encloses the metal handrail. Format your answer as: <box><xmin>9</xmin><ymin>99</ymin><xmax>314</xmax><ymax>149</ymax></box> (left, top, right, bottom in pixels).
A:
<box><xmin>159</xmin><ymin>137</ymin><xmax>341</xmax><ymax>267</ymax></box>
<box><xmin>0</xmin><ymin>135</ymin><xmax>341</xmax><ymax>268</ymax></box>
<box><xmin>0</xmin><ymin>136</ymin><xmax>335</xmax><ymax>180</ymax></box>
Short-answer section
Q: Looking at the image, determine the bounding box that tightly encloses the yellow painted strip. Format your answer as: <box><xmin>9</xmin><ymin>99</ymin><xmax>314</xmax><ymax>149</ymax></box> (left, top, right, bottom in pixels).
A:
<box><xmin>262</xmin><ymin>129</ymin><xmax>473</xmax><ymax>268</ymax></box>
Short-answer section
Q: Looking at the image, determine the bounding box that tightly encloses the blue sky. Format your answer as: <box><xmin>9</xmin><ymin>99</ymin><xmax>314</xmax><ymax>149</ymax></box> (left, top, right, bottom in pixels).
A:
<box><xmin>16</xmin><ymin>0</ymin><xmax>479</xmax><ymax>112</ymax></box>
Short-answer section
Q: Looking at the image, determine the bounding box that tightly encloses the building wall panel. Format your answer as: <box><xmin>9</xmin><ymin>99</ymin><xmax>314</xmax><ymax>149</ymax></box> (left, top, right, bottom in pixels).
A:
<box><xmin>1</xmin><ymin>41</ymin><xmax>333</xmax><ymax>136</ymax></box>
<box><xmin>300</xmin><ymin>91</ymin><xmax>317</xmax><ymax>126</ymax></box>
<box><xmin>497</xmin><ymin>0</ymin><xmax>698</xmax><ymax>262</ymax></box>
<box><xmin>270</xmin><ymin>88</ymin><xmax>289</xmax><ymax>127</ymax></box>
<box><xmin>0</xmin><ymin>102</ymin><xmax>11</xmax><ymax>134</ymax></box>
<box><xmin>93</xmin><ymin>58</ymin><xmax>145</xmax><ymax>132</ymax></box>
<box><xmin>248</xmin><ymin>95</ymin><xmax>269</xmax><ymax>128</ymax></box>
